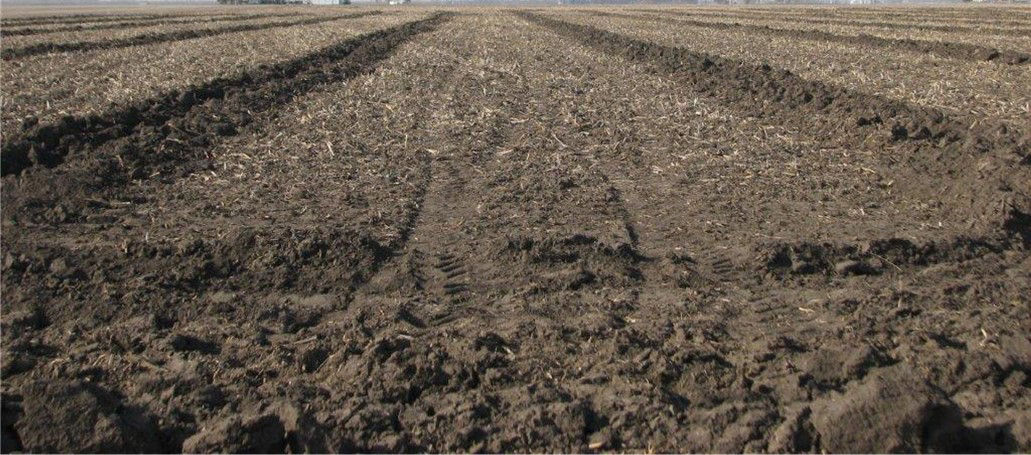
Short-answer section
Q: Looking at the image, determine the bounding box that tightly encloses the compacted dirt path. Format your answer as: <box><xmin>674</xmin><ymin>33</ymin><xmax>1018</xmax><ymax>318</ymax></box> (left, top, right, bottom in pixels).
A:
<box><xmin>1</xmin><ymin>10</ymin><xmax>1029</xmax><ymax>453</ymax></box>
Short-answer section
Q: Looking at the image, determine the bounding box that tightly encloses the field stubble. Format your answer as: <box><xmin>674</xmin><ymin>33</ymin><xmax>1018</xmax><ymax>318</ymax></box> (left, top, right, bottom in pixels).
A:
<box><xmin>0</xmin><ymin>12</ymin><xmax>308</xmax><ymax>38</ymax></box>
<box><xmin>0</xmin><ymin>11</ymin><xmax>419</xmax><ymax>138</ymax></box>
<box><xmin>1</xmin><ymin>5</ymin><xmax>1029</xmax><ymax>454</ymax></box>
<box><xmin>550</xmin><ymin>10</ymin><xmax>1031</xmax><ymax>129</ymax></box>
<box><xmin>617</xmin><ymin>8</ymin><xmax>1031</xmax><ymax>56</ymax></box>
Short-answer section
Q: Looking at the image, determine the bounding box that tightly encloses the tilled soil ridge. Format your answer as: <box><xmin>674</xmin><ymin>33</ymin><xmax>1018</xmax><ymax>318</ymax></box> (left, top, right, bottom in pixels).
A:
<box><xmin>592</xmin><ymin>10</ymin><xmax>1031</xmax><ymax>65</ymax></box>
<box><xmin>630</xmin><ymin>8</ymin><xmax>1031</xmax><ymax>37</ymax></box>
<box><xmin>0</xmin><ymin>12</ymin><xmax>227</xmax><ymax>27</ymax></box>
<box><xmin>0</xmin><ymin>12</ymin><xmax>382</xmax><ymax>60</ymax></box>
<box><xmin>1</xmin><ymin>12</ymin><xmax>449</xmax><ymax>226</ymax></box>
<box><xmin>519</xmin><ymin>11</ymin><xmax>1030</xmax><ymax>244</ymax></box>
<box><xmin>1</xmin><ymin>12</ymin><xmax>308</xmax><ymax>38</ymax></box>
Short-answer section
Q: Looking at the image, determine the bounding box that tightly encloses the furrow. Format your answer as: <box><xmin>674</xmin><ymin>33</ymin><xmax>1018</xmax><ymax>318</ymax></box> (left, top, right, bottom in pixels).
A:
<box><xmin>630</xmin><ymin>8</ymin><xmax>1031</xmax><ymax>37</ymax></box>
<box><xmin>394</xmin><ymin>157</ymin><xmax>480</xmax><ymax>306</ymax></box>
<box><xmin>831</xmin><ymin>11</ymin><xmax>1031</xmax><ymax>27</ymax></box>
<box><xmin>0</xmin><ymin>12</ymin><xmax>224</xmax><ymax>27</ymax></box>
<box><xmin>518</xmin><ymin>12</ymin><xmax>1030</xmax><ymax>243</ymax></box>
<box><xmin>0</xmin><ymin>12</ymin><xmax>438</xmax><ymax>178</ymax></box>
<box><xmin>1</xmin><ymin>12</ymin><xmax>379</xmax><ymax>60</ymax></box>
<box><xmin>2</xmin><ymin>12</ymin><xmax>307</xmax><ymax>37</ymax></box>
<box><xmin>633</xmin><ymin>7</ymin><xmax>1031</xmax><ymax>28</ymax></box>
<box><xmin>593</xmin><ymin>10</ymin><xmax>1029</xmax><ymax>65</ymax></box>
<box><xmin>1</xmin><ymin>13</ymin><xmax>453</xmax><ymax>221</ymax></box>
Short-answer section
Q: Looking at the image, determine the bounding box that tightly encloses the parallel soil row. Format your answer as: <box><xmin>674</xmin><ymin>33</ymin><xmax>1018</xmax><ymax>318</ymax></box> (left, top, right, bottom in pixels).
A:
<box><xmin>818</xmin><ymin>6</ymin><xmax>1031</xmax><ymax>24</ymax></box>
<box><xmin>631</xmin><ymin>8</ymin><xmax>1031</xmax><ymax>37</ymax></box>
<box><xmin>594</xmin><ymin>10</ymin><xmax>1029</xmax><ymax>65</ymax></box>
<box><xmin>2</xmin><ymin>11</ymin><xmax>1029</xmax><ymax>453</ymax></box>
<box><xmin>0</xmin><ymin>15</ymin><xmax>459</xmax><ymax>451</ymax></box>
<box><xmin>0</xmin><ymin>11</ymin><xmax>226</xmax><ymax>27</ymax></box>
<box><xmin>0</xmin><ymin>11</ymin><xmax>451</xmax><ymax>222</ymax></box>
<box><xmin>1</xmin><ymin>12</ymin><xmax>305</xmax><ymax>37</ymax></box>
<box><xmin>0</xmin><ymin>14</ymin><xmax>422</xmax><ymax>140</ymax></box>
<box><xmin>642</xmin><ymin>6</ymin><xmax>1031</xmax><ymax>25</ymax></box>
<box><xmin>841</xmin><ymin>14</ymin><xmax>1031</xmax><ymax>27</ymax></box>
<box><xmin>649</xmin><ymin>6</ymin><xmax>1031</xmax><ymax>27</ymax></box>
<box><xmin>520</xmin><ymin>12</ymin><xmax>1030</xmax><ymax>243</ymax></box>
<box><xmin>561</xmin><ymin>10</ymin><xmax>1031</xmax><ymax>127</ymax></box>
<box><xmin>1</xmin><ymin>12</ymin><xmax>380</xmax><ymax>60</ymax></box>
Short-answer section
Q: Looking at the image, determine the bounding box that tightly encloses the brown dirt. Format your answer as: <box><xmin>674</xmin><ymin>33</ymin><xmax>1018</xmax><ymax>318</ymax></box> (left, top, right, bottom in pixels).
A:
<box><xmin>634</xmin><ymin>6</ymin><xmax>1031</xmax><ymax>27</ymax></box>
<box><xmin>0</xmin><ymin>12</ymin><xmax>417</xmax><ymax>138</ymax></box>
<box><xmin>0</xmin><ymin>11</ymin><xmax>431</xmax><ymax>182</ymax></box>
<box><xmin>1</xmin><ymin>7</ymin><xmax>1029</xmax><ymax>454</ymax></box>
<box><xmin>1</xmin><ymin>12</ymin><xmax>307</xmax><ymax>38</ymax></box>
<box><xmin>0</xmin><ymin>11</ymin><xmax>224</xmax><ymax>27</ymax></box>
<box><xmin>590</xmin><ymin>10</ymin><xmax>1030</xmax><ymax>65</ymax></box>
<box><xmin>550</xmin><ymin>9</ymin><xmax>1031</xmax><ymax>138</ymax></box>
<box><xmin>619</xmin><ymin>8</ymin><xmax>1031</xmax><ymax>54</ymax></box>
<box><xmin>1</xmin><ymin>12</ymin><xmax>380</xmax><ymax>60</ymax></box>
<box><xmin>630</xmin><ymin>7</ymin><xmax>1031</xmax><ymax>36</ymax></box>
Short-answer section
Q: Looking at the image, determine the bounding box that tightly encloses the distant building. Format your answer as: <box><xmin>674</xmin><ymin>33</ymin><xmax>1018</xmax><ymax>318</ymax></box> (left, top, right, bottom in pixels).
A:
<box><xmin>217</xmin><ymin>0</ymin><xmax>292</xmax><ymax>4</ymax></box>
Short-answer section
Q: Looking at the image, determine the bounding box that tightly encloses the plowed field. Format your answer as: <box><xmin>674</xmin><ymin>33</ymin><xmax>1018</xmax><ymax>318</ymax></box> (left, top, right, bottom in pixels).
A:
<box><xmin>1</xmin><ymin>4</ymin><xmax>1029</xmax><ymax>453</ymax></box>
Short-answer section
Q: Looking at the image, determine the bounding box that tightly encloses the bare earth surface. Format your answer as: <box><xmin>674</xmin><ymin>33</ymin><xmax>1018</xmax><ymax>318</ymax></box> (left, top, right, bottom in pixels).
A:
<box><xmin>1</xmin><ymin>5</ymin><xmax>1029</xmax><ymax>453</ymax></box>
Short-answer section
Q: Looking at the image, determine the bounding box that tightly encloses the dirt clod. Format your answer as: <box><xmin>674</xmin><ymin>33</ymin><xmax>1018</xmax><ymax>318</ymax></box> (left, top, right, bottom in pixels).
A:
<box><xmin>14</xmin><ymin>381</ymin><xmax>162</xmax><ymax>453</ymax></box>
<box><xmin>810</xmin><ymin>366</ymin><xmax>965</xmax><ymax>452</ymax></box>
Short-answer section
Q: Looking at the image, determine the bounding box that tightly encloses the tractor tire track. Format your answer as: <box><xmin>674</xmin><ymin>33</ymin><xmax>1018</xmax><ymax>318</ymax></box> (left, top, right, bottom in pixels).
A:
<box><xmin>354</xmin><ymin>15</ymin><xmax>651</xmax><ymax>325</ymax></box>
<box><xmin>361</xmin><ymin>56</ymin><xmax>499</xmax><ymax>308</ymax></box>
<box><xmin>2</xmin><ymin>11</ymin><xmax>1029</xmax><ymax>453</ymax></box>
<box><xmin>2</xmin><ymin>12</ymin><xmax>307</xmax><ymax>37</ymax></box>
<box><xmin>593</xmin><ymin>10</ymin><xmax>1029</xmax><ymax>65</ymax></box>
<box><xmin>1</xmin><ymin>13</ymin><xmax>453</xmax><ymax>222</ymax></box>
<box><xmin>1</xmin><ymin>12</ymin><xmax>380</xmax><ymax>61</ymax></box>
<box><xmin>548</xmin><ymin>12</ymin><xmax>1027</xmax><ymax>288</ymax></box>
<box><xmin>403</xmin><ymin>157</ymin><xmax>479</xmax><ymax>307</ymax></box>
<box><xmin>2</xmin><ymin>13</ymin><xmax>454</xmax><ymax>323</ymax></box>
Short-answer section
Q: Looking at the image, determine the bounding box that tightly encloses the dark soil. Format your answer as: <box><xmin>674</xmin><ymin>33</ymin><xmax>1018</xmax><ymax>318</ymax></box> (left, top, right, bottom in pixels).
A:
<box><xmin>737</xmin><ymin>7</ymin><xmax>1031</xmax><ymax>26</ymax></box>
<box><xmin>0</xmin><ymin>10</ymin><xmax>421</xmax><ymax>183</ymax></box>
<box><xmin>630</xmin><ymin>8</ymin><xmax>1031</xmax><ymax>37</ymax></box>
<box><xmin>0</xmin><ymin>12</ymin><xmax>226</xmax><ymax>27</ymax></box>
<box><xmin>520</xmin><ymin>11</ymin><xmax>1030</xmax><ymax>236</ymax></box>
<box><xmin>1</xmin><ymin>9</ymin><xmax>1029</xmax><ymax>454</ymax></box>
<box><xmin>595</xmin><ymin>10</ymin><xmax>1030</xmax><ymax>65</ymax></box>
<box><xmin>1</xmin><ymin>12</ymin><xmax>306</xmax><ymax>38</ymax></box>
<box><xmin>0</xmin><ymin>12</ymin><xmax>380</xmax><ymax>60</ymax></box>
